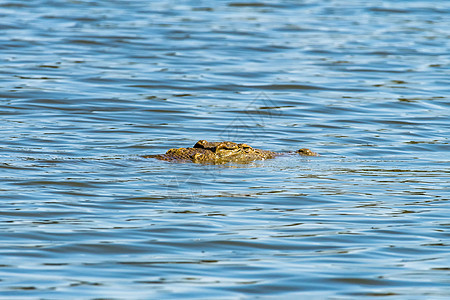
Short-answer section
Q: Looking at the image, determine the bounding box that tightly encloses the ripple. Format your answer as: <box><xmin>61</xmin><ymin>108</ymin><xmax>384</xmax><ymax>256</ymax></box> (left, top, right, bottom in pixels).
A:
<box><xmin>1</xmin><ymin>0</ymin><xmax>449</xmax><ymax>298</ymax></box>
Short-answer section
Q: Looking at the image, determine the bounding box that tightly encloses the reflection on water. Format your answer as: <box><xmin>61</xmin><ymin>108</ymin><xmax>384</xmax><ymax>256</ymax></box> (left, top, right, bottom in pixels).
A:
<box><xmin>1</xmin><ymin>0</ymin><xmax>449</xmax><ymax>298</ymax></box>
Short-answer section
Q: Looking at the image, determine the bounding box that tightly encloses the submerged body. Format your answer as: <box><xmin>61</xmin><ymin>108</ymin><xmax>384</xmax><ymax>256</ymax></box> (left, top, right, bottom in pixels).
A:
<box><xmin>144</xmin><ymin>140</ymin><xmax>318</xmax><ymax>164</ymax></box>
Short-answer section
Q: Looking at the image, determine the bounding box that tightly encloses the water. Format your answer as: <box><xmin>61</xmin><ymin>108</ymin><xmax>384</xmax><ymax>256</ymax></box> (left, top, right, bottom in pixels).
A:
<box><xmin>1</xmin><ymin>0</ymin><xmax>449</xmax><ymax>298</ymax></box>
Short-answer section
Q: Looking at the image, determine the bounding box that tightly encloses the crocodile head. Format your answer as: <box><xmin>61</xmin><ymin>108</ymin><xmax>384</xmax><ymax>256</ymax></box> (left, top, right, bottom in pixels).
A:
<box><xmin>193</xmin><ymin>140</ymin><xmax>252</xmax><ymax>152</ymax></box>
<box><xmin>191</xmin><ymin>140</ymin><xmax>265</xmax><ymax>163</ymax></box>
<box><xmin>145</xmin><ymin>140</ymin><xmax>317</xmax><ymax>164</ymax></box>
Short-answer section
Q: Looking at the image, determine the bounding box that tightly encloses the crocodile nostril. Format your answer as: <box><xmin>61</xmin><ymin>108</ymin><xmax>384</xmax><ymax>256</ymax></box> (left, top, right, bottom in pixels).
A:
<box><xmin>296</xmin><ymin>148</ymin><xmax>319</xmax><ymax>156</ymax></box>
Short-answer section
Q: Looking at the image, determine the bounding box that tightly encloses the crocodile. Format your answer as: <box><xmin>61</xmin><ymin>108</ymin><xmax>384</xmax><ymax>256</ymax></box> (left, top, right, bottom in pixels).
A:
<box><xmin>143</xmin><ymin>140</ymin><xmax>318</xmax><ymax>164</ymax></box>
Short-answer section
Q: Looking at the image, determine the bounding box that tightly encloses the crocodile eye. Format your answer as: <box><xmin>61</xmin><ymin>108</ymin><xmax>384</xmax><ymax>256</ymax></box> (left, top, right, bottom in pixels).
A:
<box><xmin>194</xmin><ymin>140</ymin><xmax>207</xmax><ymax>148</ymax></box>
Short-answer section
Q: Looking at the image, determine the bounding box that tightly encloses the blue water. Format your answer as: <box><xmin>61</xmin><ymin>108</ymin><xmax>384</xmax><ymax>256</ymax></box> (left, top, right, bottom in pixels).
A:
<box><xmin>1</xmin><ymin>0</ymin><xmax>449</xmax><ymax>299</ymax></box>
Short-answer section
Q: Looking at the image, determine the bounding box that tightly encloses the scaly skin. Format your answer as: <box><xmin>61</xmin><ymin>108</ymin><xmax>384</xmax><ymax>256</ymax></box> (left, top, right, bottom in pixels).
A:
<box><xmin>144</xmin><ymin>140</ymin><xmax>319</xmax><ymax>164</ymax></box>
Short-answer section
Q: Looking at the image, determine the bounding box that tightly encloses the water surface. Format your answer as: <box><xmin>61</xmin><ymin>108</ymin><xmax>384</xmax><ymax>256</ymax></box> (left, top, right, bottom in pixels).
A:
<box><xmin>1</xmin><ymin>0</ymin><xmax>449</xmax><ymax>299</ymax></box>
